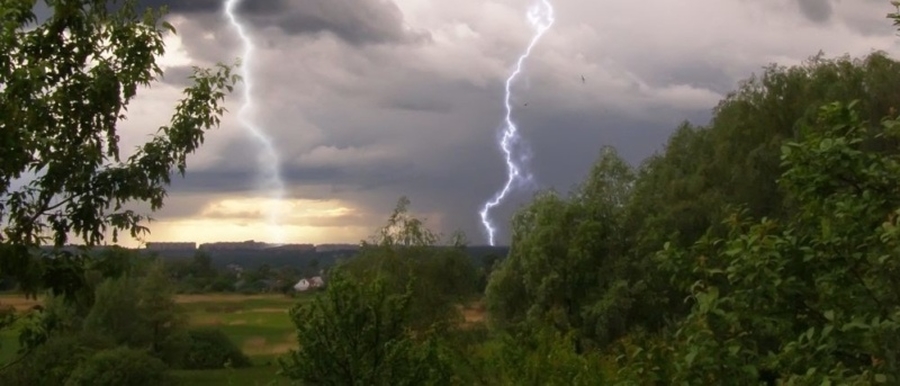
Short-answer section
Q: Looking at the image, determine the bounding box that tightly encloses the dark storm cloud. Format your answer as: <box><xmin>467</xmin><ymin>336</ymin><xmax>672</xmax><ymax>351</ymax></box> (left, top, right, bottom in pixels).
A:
<box><xmin>407</xmin><ymin>112</ymin><xmax>701</xmax><ymax>242</ymax></box>
<box><xmin>111</xmin><ymin>0</ymin><xmax>900</xmax><ymax>246</ymax></box>
<box><xmin>795</xmin><ymin>0</ymin><xmax>833</xmax><ymax>23</ymax></box>
<box><xmin>138</xmin><ymin>0</ymin><xmax>428</xmax><ymax>46</ymax></box>
<box><xmin>170</xmin><ymin>151</ymin><xmax>422</xmax><ymax>197</ymax></box>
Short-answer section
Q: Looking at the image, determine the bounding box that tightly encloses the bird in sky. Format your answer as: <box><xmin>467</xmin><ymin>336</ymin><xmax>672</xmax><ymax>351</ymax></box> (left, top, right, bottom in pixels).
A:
<box><xmin>581</xmin><ymin>75</ymin><xmax>586</xmax><ymax>83</ymax></box>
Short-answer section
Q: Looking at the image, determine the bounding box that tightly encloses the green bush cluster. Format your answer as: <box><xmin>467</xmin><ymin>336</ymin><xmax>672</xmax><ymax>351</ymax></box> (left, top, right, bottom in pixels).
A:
<box><xmin>182</xmin><ymin>327</ymin><xmax>252</xmax><ymax>370</ymax></box>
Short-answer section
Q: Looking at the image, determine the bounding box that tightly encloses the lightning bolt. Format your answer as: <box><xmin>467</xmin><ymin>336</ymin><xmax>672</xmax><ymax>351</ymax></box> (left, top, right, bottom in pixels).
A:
<box><xmin>479</xmin><ymin>0</ymin><xmax>555</xmax><ymax>246</ymax></box>
<box><xmin>224</xmin><ymin>0</ymin><xmax>287</xmax><ymax>244</ymax></box>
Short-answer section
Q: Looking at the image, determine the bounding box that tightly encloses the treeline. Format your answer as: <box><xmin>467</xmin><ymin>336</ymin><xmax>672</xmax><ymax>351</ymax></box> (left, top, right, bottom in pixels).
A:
<box><xmin>0</xmin><ymin>245</ymin><xmax>506</xmax><ymax>295</ymax></box>
<box><xmin>157</xmin><ymin>243</ymin><xmax>502</xmax><ymax>295</ymax></box>
<box><xmin>276</xmin><ymin>48</ymin><xmax>900</xmax><ymax>386</ymax></box>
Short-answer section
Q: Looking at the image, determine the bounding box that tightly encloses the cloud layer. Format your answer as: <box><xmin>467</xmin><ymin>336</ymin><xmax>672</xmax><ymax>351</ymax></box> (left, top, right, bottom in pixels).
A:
<box><xmin>69</xmin><ymin>0</ymin><xmax>900</xmax><ymax>246</ymax></box>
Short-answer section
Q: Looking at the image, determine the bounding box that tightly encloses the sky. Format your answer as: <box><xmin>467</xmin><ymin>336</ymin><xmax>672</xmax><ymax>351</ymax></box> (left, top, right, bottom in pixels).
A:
<box><xmin>32</xmin><ymin>0</ymin><xmax>900</xmax><ymax>247</ymax></box>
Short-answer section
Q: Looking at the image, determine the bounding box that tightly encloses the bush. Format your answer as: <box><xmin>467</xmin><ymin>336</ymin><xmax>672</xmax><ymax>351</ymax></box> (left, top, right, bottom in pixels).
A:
<box><xmin>182</xmin><ymin>327</ymin><xmax>251</xmax><ymax>369</ymax></box>
<box><xmin>0</xmin><ymin>332</ymin><xmax>114</xmax><ymax>386</ymax></box>
<box><xmin>280</xmin><ymin>272</ymin><xmax>452</xmax><ymax>385</ymax></box>
<box><xmin>65</xmin><ymin>346</ymin><xmax>175</xmax><ymax>386</ymax></box>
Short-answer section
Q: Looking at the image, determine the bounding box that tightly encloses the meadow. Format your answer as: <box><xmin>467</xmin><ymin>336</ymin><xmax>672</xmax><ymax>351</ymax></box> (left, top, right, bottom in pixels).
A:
<box><xmin>0</xmin><ymin>293</ymin><xmax>310</xmax><ymax>385</ymax></box>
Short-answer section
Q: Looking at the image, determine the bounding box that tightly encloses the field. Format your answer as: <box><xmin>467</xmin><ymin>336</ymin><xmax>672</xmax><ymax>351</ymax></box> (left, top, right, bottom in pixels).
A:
<box><xmin>0</xmin><ymin>292</ymin><xmax>488</xmax><ymax>385</ymax></box>
<box><xmin>0</xmin><ymin>292</ymin><xmax>308</xmax><ymax>385</ymax></box>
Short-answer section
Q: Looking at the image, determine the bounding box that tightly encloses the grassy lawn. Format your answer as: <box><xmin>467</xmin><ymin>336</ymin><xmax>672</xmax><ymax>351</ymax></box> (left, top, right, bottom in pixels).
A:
<box><xmin>0</xmin><ymin>292</ymin><xmax>311</xmax><ymax>385</ymax></box>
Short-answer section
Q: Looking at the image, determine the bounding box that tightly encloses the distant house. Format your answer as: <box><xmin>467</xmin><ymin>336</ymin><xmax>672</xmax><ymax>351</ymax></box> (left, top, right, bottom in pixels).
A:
<box><xmin>293</xmin><ymin>276</ymin><xmax>326</xmax><ymax>292</ymax></box>
<box><xmin>293</xmin><ymin>279</ymin><xmax>310</xmax><ymax>292</ymax></box>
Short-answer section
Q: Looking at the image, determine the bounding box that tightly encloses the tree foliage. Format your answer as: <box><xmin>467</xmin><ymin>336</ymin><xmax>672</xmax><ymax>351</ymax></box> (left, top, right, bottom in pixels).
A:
<box><xmin>339</xmin><ymin>197</ymin><xmax>480</xmax><ymax>330</ymax></box>
<box><xmin>279</xmin><ymin>271</ymin><xmax>451</xmax><ymax>386</ymax></box>
<box><xmin>181</xmin><ymin>327</ymin><xmax>251</xmax><ymax>370</ymax></box>
<box><xmin>82</xmin><ymin>261</ymin><xmax>186</xmax><ymax>364</ymax></box>
<box><xmin>486</xmin><ymin>147</ymin><xmax>636</xmax><ymax>349</ymax></box>
<box><xmin>0</xmin><ymin>332</ymin><xmax>114</xmax><ymax>386</ymax></box>
<box><xmin>614</xmin><ymin>101</ymin><xmax>900</xmax><ymax>383</ymax></box>
<box><xmin>0</xmin><ymin>0</ymin><xmax>238</xmax><ymax>297</ymax></box>
<box><xmin>65</xmin><ymin>346</ymin><xmax>175</xmax><ymax>386</ymax></box>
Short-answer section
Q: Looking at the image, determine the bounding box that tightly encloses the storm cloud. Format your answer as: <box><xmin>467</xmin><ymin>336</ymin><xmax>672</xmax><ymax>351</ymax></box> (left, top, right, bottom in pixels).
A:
<box><xmin>795</xmin><ymin>0</ymin><xmax>833</xmax><ymax>23</ymax></box>
<box><xmin>139</xmin><ymin>0</ymin><xmax>429</xmax><ymax>46</ymax></box>
<box><xmin>49</xmin><ymin>0</ymin><xmax>900</xmax><ymax>245</ymax></box>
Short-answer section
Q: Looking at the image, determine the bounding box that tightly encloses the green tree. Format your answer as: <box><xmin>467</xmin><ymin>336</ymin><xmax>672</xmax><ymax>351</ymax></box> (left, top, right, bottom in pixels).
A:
<box><xmin>182</xmin><ymin>327</ymin><xmax>251</xmax><ymax>370</ymax></box>
<box><xmin>279</xmin><ymin>272</ymin><xmax>451</xmax><ymax>386</ymax></box>
<box><xmin>65</xmin><ymin>346</ymin><xmax>175</xmax><ymax>386</ymax></box>
<box><xmin>339</xmin><ymin>197</ymin><xmax>479</xmax><ymax>330</ymax></box>
<box><xmin>618</xmin><ymin>101</ymin><xmax>900</xmax><ymax>384</ymax></box>
<box><xmin>190</xmin><ymin>250</ymin><xmax>216</xmax><ymax>279</ymax></box>
<box><xmin>610</xmin><ymin>50</ymin><xmax>900</xmax><ymax>341</ymax></box>
<box><xmin>0</xmin><ymin>0</ymin><xmax>238</xmax><ymax>298</ymax></box>
<box><xmin>486</xmin><ymin>147</ymin><xmax>636</xmax><ymax>349</ymax></box>
<box><xmin>82</xmin><ymin>261</ymin><xmax>186</xmax><ymax>365</ymax></box>
<box><xmin>0</xmin><ymin>332</ymin><xmax>114</xmax><ymax>386</ymax></box>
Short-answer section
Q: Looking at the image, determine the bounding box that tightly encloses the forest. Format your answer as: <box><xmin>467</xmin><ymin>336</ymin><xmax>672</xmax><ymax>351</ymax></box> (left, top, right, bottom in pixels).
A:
<box><xmin>4</xmin><ymin>1</ymin><xmax>900</xmax><ymax>385</ymax></box>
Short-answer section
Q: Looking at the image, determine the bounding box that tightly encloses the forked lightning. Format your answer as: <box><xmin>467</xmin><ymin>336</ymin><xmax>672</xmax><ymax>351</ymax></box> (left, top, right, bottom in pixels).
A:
<box><xmin>479</xmin><ymin>0</ymin><xmax>555</xmax><ymax>246</ymax></box>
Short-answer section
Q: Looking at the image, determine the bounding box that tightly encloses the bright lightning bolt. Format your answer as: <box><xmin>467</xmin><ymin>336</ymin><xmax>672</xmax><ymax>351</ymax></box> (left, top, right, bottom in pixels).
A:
<box><xmin>224</xmin><ymin>0</ymin><xmax>287</xmax><ymax>244</ymax></box>
<box><xmin>479</xmin><ymin>0</ymin><xmax>555</xmax><ymax>246</ymax></box>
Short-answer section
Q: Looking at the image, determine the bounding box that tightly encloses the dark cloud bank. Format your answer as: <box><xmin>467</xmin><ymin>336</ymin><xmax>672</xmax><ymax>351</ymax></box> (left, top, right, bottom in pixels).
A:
<box><xmin>139</xmin><ymin>0</ymin><xmax>429</xmax><ymax>45</ymax></box>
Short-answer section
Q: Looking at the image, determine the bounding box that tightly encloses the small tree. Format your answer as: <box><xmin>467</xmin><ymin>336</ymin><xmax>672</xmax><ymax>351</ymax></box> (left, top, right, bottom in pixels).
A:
<box><xmin>279</xmin><ymin>272</ymin><xmax>451</xmax><ymax>385</ymax></box>
<box><xmin>339</xmin><ymin>197</ymin><xmax>479</xmax><ymax>330</ymax></box>
<box><xmin>182</xmin><ymin>327</ymin><xmax>251</xmax><ymax>370</ymax></box>
<box><xmin>82</xmin><ymin>261</ymin><xmax>186</xmax><ymax>364</ymax></box>
<box><xmin>65</xmin><ymin>346</ymin><xmax>175</xmax><ymax>386</ymax></box>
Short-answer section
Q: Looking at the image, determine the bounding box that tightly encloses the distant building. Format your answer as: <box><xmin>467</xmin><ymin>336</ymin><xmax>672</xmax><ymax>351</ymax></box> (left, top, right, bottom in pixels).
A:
<box><xmin>199</xmin><ymin>240</ymin><xmax>267</xmax><ymax>251</ymax></box>
<box><xmin>273</xmin><ymin>243</ymin><xmax>315</xmax><ymax>252</ymax></box>
<box><xmin>293</xmin><ymin>276</ymin><xmax>326</xmax><ymax>292</ymax></box>
<box><xmin>145</xmin><ymin>242</ymin><xmax>196</xmax><ymax>251</ymax></box>
<box><xmin>315</xmin><ymin>243</ymin><xmax>360</xmax><ymax>252</ymax></box>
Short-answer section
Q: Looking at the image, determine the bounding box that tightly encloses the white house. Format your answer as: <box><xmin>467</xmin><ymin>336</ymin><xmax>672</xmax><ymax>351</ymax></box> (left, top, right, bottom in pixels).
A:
<box><xmin>293</xmin><ymin>276</ymin><xmax>326</xmax><ymax>292</ymax></box>
<box><xmin>293</xmin><ymin>278</ymin><xmax>311</xmax><ymax>292</ymax></box>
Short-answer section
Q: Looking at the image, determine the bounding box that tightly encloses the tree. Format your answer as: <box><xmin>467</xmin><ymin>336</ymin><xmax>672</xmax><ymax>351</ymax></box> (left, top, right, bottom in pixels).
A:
<box><xmin>189</xmin><ymin>250</ymin><xmax>215</xmax><ymax>279</ymax></box>
<box><xmin>279</xmin><ymin>272</ymin><xmax>451</xmax><ymax>386</ymax></box>
<box><xmin>82</xmin><ymin>261</ymin><xmax>186</xmax><ymax>365</ymax></box>
<box><xmin>0</xmin><ymin>0</ymin><xmax>238</xmax><ymax>297</ymax></box>
<box><xmin>65</xmin><ymin>346</ymin><xmax>175</xmax><ymax>386</ymax></box>
<box><xmin>618</xmin><ymin>101</ymin><xmax>900</xmax><ymax>384</ymax></box>
<box><xmin>339</xmin><ymin>197</ymin><xmax>479</xmax><ymax>330</ymax></box>
<box><xmin>485</xmin><ymin>147</ymin><xmax>636</xmax><ymax>349</ymax></box>
<box><xmin>181</xmin><ymin>327</ymin><xmax>251</xmax><ymax>370</ymax></box>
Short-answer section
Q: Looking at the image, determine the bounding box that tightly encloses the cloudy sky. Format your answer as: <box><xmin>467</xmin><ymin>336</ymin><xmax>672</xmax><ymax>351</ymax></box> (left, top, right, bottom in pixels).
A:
<box><xmin>34</xmin><ymin>0</ymin><xmax>900</xmax><ymax>247</ymax></box>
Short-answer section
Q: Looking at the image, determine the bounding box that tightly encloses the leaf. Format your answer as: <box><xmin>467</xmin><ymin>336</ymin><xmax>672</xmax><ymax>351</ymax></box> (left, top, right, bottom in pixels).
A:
<box><xmin>685</xmin><ymin>348</ymin><xmax>698</xmax><ymax>366</ymax></box>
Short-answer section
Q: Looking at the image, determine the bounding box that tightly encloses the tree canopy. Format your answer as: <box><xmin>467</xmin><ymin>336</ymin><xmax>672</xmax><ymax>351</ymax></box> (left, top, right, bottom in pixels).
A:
<box><xmin>0</xmin><ymin>0</ymin><xmax>237</xmax><ymax>297</ymax></box>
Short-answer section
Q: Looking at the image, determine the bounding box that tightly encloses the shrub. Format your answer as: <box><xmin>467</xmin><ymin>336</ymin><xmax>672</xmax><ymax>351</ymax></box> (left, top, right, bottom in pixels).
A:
<box><xmin>182</xmin><ymin>327</ymin><xmax>251</xmax><ymax>369</ymax></box>
<box><xmin>65</xmin><ymin>346</ymin><xmax>175</xmax><ymax>386</ymax></box>
<box><xmin>279</xmin><ymin>272</ymin><xmax>452</xmax><ymax>385</ymax></box>
<box><xmin>0</xmin><ymin>332</ymin><xmax>114</xmax><ymax>386</ymax></box>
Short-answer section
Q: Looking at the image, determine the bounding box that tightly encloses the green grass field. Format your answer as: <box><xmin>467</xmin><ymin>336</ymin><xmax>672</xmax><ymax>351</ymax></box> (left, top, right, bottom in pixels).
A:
<box><xmin>0</xmin><ymin>292</ymin><xmax>311</xmax><ymax>385</ymax></box>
